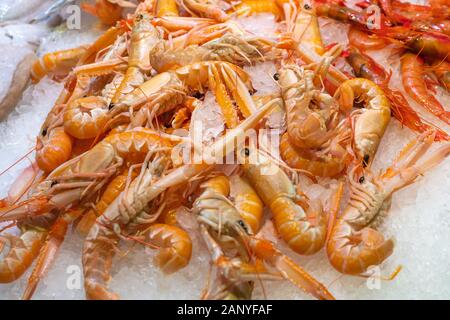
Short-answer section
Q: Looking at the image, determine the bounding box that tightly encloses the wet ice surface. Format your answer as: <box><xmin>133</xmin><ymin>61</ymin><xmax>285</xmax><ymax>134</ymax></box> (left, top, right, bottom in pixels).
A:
<box><xmin>190</xmin><ymin>92</ymin><xmax>225</xmax><ymax>145</ymax></box>
<box><xmin>0</xmin><ymin>23</ymin><xmax>49</xmax><ymax>48</ymax></box>
<box><xmin>1</xmin><ymin>13</ymin><xmax>450</xmax><ymax>300</ymax></box>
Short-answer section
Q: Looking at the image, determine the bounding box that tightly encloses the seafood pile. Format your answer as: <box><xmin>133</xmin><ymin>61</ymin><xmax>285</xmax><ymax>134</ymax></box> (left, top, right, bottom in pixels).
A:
<box><xmin>0</xmin><ymin>0</ymin><xmax>449</xmax><ymax>300</ymax></box>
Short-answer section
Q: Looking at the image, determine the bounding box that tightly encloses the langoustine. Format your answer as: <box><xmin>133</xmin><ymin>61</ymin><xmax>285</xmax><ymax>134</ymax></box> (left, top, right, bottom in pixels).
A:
<box><xmin>194</xmin><ymin>174</ymin><xmax>335</xmax><ymax>300</ymax></box>
<box><xmin>1</xmin><ymin>0</ymin><xmax>450</xmax><ymax>301</ymax></box>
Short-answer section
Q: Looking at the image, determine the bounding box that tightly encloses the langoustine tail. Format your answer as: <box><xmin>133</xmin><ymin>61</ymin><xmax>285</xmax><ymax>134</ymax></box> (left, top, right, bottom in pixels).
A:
<box><xmin>143</xmin><ymin>224</ymin><xmax>192</xmax><ymax>274</ymax></box>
